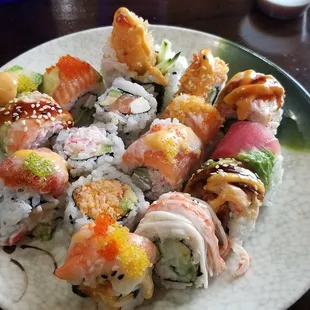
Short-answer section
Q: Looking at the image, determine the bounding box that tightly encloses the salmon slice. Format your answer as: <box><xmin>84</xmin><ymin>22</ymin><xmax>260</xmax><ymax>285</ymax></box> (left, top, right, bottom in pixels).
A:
<box><xmin>122</xmin><ymin>120</ymin><xmax>202</xmax><ymax>188</ymax></box>
<box><xmin>42</xmin><ymin>54</ymin><xmax>102</xmax><ymax>110</ymax></box>
<box><xmin>0</xmin><ymin>148</ymin><xmax>69</xmax><ymax>197</ymax></box>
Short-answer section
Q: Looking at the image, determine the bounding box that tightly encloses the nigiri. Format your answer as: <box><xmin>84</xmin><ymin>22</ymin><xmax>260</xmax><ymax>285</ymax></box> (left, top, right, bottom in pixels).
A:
<box><xmin>178</xmin><ymin>49</ymin><xmax>228</xmax><ymax>102</ymax></box>
<box><xmin>0</xmin><ymin>91</ymin><xmax>73</xmax><ymax>155</ymax></box>
<box><xmin>122</xmin><ymin>118</ymin><xmax>203</xmax><ymax>201</ymax></box>
<box><xmin>215</xmin><ymin>69</ymin><xmax>285</xmax><ymax>134</ymax></box>
<box><xmin>41</xmin><ymin>54</ymin><xmax>103</xmax><ymax>111</ymax></box>
<box><xmin>0</xmin><ymin>148</ymin><xmax>69</xmax><ymax>245</ymax></box>
<box><xmin>55</xmin><ymin>213</ymin><xmax>157</xmax><ymax>310</ymax></box>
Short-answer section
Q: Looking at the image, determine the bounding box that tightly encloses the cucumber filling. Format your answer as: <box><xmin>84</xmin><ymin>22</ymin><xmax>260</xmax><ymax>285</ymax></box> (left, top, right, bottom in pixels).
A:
<box><xmin>155</xmin><ymin>239</ymin><xmax>200</xmax><ymax>283</ymax></box>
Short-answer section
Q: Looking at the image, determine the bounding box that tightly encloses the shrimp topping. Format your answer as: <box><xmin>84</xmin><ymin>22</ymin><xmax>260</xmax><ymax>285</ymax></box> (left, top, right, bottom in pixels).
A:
<box><xmin>111</xmin><ymin>7</ymin><xmax>167</xmax><ymax>86</ymax></box>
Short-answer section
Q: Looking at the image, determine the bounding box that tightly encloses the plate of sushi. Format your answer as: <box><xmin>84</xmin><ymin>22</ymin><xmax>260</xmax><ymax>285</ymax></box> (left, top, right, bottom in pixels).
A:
<box><xmin>0</xmin><ymin>6</ymin><xmax>310</xmax><ymax>310</ymax></box>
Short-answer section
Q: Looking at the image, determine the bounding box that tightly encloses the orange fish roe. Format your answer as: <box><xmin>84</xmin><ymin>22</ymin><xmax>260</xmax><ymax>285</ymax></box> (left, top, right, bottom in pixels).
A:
<box><xmin>99</xmin><ymin>239</ymin><xmax>120</xmax><ymax>262</ymax></box>
<box><xmin>94</xmin><ymin>213</ymin><xmax>115</xmax><ymax>237</ymax></box>
<box><xmin>46</xmin><ymin>55</ymin><xmax>94</xmax><ymax>79</ymax></box>
<box><xmin>93</xmin><ymin>214</ymin><xmax>151</xmax><ymax>279</ymax></box>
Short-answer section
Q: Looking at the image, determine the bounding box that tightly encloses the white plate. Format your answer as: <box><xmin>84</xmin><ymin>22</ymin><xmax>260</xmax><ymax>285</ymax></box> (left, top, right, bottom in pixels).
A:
<box><xmin>1</xmin><ymin>26</ymin><xmax>310</xmax><ymax>310</ymax></box>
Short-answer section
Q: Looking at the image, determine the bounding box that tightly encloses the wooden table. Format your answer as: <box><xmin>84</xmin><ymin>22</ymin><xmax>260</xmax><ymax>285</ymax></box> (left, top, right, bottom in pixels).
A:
<box><xmin>0</xmin><ymin>0</ymin><xmax>309</xmax><ymax>309</ymax></box>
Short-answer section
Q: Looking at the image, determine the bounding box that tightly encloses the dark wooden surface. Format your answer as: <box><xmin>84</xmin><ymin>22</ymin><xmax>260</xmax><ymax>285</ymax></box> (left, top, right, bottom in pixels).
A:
<box><xmin>0</xmin><ymin>0</ymin><xmax>310</xmax><ymax>309</ymax></box>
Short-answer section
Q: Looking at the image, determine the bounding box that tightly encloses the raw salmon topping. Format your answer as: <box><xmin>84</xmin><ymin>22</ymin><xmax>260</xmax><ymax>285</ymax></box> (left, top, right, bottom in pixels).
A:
<box><xmin>47</xmin><ymin>55</ymin><xmax>95</xmax><ymax>79</ymax></box>
<box><xmin>92</xmin><ymin>214</ymin><xmax>152</xmax><ymax>278</ymax></box>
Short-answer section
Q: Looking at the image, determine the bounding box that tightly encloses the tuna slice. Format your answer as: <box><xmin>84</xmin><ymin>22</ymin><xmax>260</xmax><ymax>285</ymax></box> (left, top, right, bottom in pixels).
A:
<box><xmin>212</xmin><ymin>121</ymin><xmax>281</xmax><ymax>159</ymax></box>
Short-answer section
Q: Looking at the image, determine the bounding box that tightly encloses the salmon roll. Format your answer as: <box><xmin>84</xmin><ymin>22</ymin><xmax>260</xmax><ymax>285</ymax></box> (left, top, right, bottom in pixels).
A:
<box><xmin>135</xmin><ymin>192</ymin><xmax>227</xmax><ymax>289</ymax></box>
<box><xmin>0</xmin><ymin>148</ymin><xmax>69</xmax><ymax>245</ymax></box>
<box><xmin>214</xmin><ymin>70</ymin><xmax>285</xmax><ymax>134</ymax></box>
<box><xmin>53</xmin><ymin>124</ymin><xmax>125</xmax><ymax>178</ymax></box>
<box><xmin>55</xmin><ymin>214</ymin><xmax>157</xmax><ymax>310</ymax></box>
<box><xmin>184</xmin><ymin>158</ymin><xmax>266</xmax><ymax>276</ymax></box>
<box><xmin>122</xmin><ymin>118</ymin><xmax>203</xmax><ymax>201</ymax></box>
<box><xmin>161</xmin><ymin>94</ymin><xmax>224</xmax><ymax>144</ymax></box>
<box><xmin>41</xmin><ymin>54</ymin><xmax>104</xmax><ymax>125</ymax></box>
<box><xmin>65</xmin><ymin>166</ymin><xmax>148</xmax><ymax>234</ymax></box>
<box><xmin>95</xmin><ymin>77</ymin><xmax>158</xmax><ymax>146</ymax></box>
<box><xmin>178</xmin><ymin>49</ymin><xmax>229</xmax><ymax>102</ymax></box>
<box><xmin>0</xmin><ymin>91</ymin><xmax>73</xmax><ymax>155</ymax></box>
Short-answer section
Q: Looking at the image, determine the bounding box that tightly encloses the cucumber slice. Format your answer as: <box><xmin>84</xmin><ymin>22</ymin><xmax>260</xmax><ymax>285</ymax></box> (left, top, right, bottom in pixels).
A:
<box><xmin>99</xmin><ymin>89</ymin><xmax>122</xmax><ymax>107</ymax></box>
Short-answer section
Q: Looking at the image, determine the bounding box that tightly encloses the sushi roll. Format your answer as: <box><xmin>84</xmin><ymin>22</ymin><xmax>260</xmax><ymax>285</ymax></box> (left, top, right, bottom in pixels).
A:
<box><xmin>94</xmin><ymin>77</ymin><xmax>158</xmax><ymax>145</ymax></box>
<box><xmin>41</xmin><ymin>54</ymin><xmax>104</xmax><ymax>125</ymax></box>
<box><xmin>122</xmin><ymin>118</ymin><xmax>203</xmax><ymax>201</ymax></box>
<box><xmin>184</xmin><ymin>158</ymin><xmax>266</xmax><ymax>275</ymax></box>
<box><xmin>0</xmin><ymin>148</ymin><xmax>69</xmax><ymax>245</ymax></box>
<box><xmin>65</xmin><ymin>166</ymin><xmax>148</xmax><ymax>234</ymax></box>
<box><xmin>135</xmin><ymin>192</ymin><xmax>227</xmax><ymax>289</ymax></box>
<box><xmin>214</xmin><ymin>69</ymin><xmax>285</xmax><ymax>134</ymax></box>
<box><xmin>53</xmin><ymin>124</ymin><xmax>125</xmax><ymax>178</ymax></box>
<box><xmin>0</xmin><ymin>91</ymin><xmax>73</xmax><ymax>155</ymax></box>
<box><xmin>0</xmin><ymin>72</ymin><xmax>18</xmax><ymax>106</ymax></box>
<box><xmin>178</xmin><ymin>49</ymin><xmax>229</xmax><ymax>102</ymax></box>
<box><xmin>55</xmin><ymin>213</ymin><xmax>157</xmax><ymax>310</ymax></box>
<box><xmin>161</xmin><ymin>94</ymin><xmax>224</xmax><ymax>144</ymax></box>
<box><xmin>212</xmin><ymin>121</ymin><xmax>283</xmax><ymax>205</ymax></box>
<box><xmin>102</xmin><ymin>7</ymin><xmax>167</xmax><ymax>87</ymax></box>
<box><xmin>4</xmin><ymin>65</ymin><xmax>42</xmax><ymax>95</ymax></box>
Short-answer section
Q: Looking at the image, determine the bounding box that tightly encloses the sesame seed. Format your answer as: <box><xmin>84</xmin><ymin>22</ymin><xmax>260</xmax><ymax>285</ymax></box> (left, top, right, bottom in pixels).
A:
<box><xmin>51</xmin><ymin>107</ymin><xmax>55</xmax><ymax>110</ymax></box>
<box><xmin>118</xmin><ymin>274</ymin><xmax>124</xmax><ymax>280</ymax></box>
<box><xmin>111</xmin><ymin>270</ymin><xmax>117</xmax><ymax>277</ymax></box>
<box><xmin>31</xmin><ymin>115</ymin><xmax>37</xmax><ymax>119</ymax></box>
<box><xmin>22</xmin><ymin>120</ymin><xmax>26</xmax><ymax>125</ymax></box>
<box><xmin>39</xmin><ymin>108</ymin><xmax>44</xmax><ymax>112</ymax></box>
<box><xmin>12</xmin><ymin>113</ymin><xmax>18</xmax><ymax>116</ymax></box>
<box><xmin>215</xmin><ymin>165</ymin><xmax>220</xmax><ymax>169</ymax></box>
<box><xmin>15</xmin><ymin>116</ymin><xmax>19</xmax><ymax>121</ymax></box>
<box><xmin>24</xmin><ymin>127</ymin><xmax>28</xmax><ymax>132</ymax></box>
<box><xmin>31</xmin><ymin>104</ymin><xmax>35</xmax><ymax>108</ymax></box>
<box><xmin>50</xmin><ymin>117</ymin><xmax>55</xmax><ymax>121</ymax></box>
<box><xmin>4</xmin><ymin>121</ymin><xmax>11</xmax><ymax>126</ymax></box>
<box><xmin>24</xmin><ymin>111</ymin><xmax>28</xmax><ymax>115</ymax></box>
<box><xmin>36</xmin><ymin>103</ymin><xmax>40</xmax><ymax>108</ymax></box>
<box><xmin>47</xmin><ymin>112</ymin><xmax>51</xmax><ymax>118</ymax></box>
<box><xmin>68</xmin><ymin>121</ymin><xmax>72</xmax><ymax>125</ymax></box>
<box><xmin>4</xmin><ymin>111</ymin><xmax>10</xmax><ymax>115</ymax></box>
<box><xmin>33</xmin><ymin>110</ymin><xmax>37</xmax><ymax>115</ymax></box>
<box><xmin>58</xmin><ymin>109</ymin><xmax>63</xmax><ymax>113</ymax></box>
<box><xmin>35</xmin><ymin>119</ymin><xmax>41</xmax><ymax>124</ymax></box>
<box><xmin>0</xmin><ymin>108</ymin><xmax>5</xmax><ymax>112</ymax></box>
<box><xmin>38</xmin><ymin>115</ymin><xmax>43</xmax><ymax>119</ymax></box>
<box><xmin>43</xmin><ymin>115</ymin><xmax>49</xmax><ymax>119</ymax></box>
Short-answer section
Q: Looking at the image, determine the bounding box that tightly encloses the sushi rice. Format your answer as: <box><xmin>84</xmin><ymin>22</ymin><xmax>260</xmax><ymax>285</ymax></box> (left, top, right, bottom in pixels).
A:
<box><xmin>0</xmin><ymin>183</ymin><xmax>62</xmax><ymax>245</ymax></box>
<box><xmin>53</xmin><ymin>124</ymin><xmax>125</xmax><ymax>178</ymax></box>
<box><xmin>64</xmin><ymin>165</ymin><xmax>149</xmax><ymax>234</ymax></box>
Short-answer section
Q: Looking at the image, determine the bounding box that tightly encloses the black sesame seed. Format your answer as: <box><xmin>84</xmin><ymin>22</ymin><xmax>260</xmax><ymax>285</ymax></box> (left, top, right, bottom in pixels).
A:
<box><xmin>101</xmin><ymin>275</ymin><xmax>108</xmax><ymax>279</ymax></box>
<box><xmin>118</xmin><ymin>274</ymin><xmax>124</xmax><ymax>280</ymax></box>
<box><xmin>203</xmin><ymin>55</ymin><xmax>207</xmax><ymax>60</ymax></box>
<box><xmin>111</xmin><ymin>270</ymin><xmax>117</xmax><ymax>277</ymax></box>
<box><xmin>69</xmin><ymin>215</ymin><xmax>73</xmax><ymax>220</ymax></box>
<box><xmin>70</xmin><ymin>220</ymin><xmax>74</xmax><ymax>225</ymax></box>
<box><xmin>172</xmin><ymin>71</ymin><xmax>177</xmax><ymax>75</ymax></box>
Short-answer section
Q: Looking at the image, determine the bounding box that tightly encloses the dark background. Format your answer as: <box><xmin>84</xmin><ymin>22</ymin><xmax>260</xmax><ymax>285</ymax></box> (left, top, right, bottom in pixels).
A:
<box><xmin>0</xmin><ymin>0</ymin><xmax>310</xmax><ymax>309</ymax></box>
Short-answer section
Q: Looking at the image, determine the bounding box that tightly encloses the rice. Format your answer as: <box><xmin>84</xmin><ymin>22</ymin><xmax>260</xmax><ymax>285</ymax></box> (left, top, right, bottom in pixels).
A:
<box><xmin>53</xmin><ymin>124</ymin><xmax>125</xmax><ymax>178</ymax></box>
<box><xmin>0</xmin><ymin>184</ymin><xmax>61</xmax><ymax>245</ymax></box>
<box><xmin>64</xmin><ymin>166</ymin><xmax>149</xmax><ymax>234</ymax></box>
